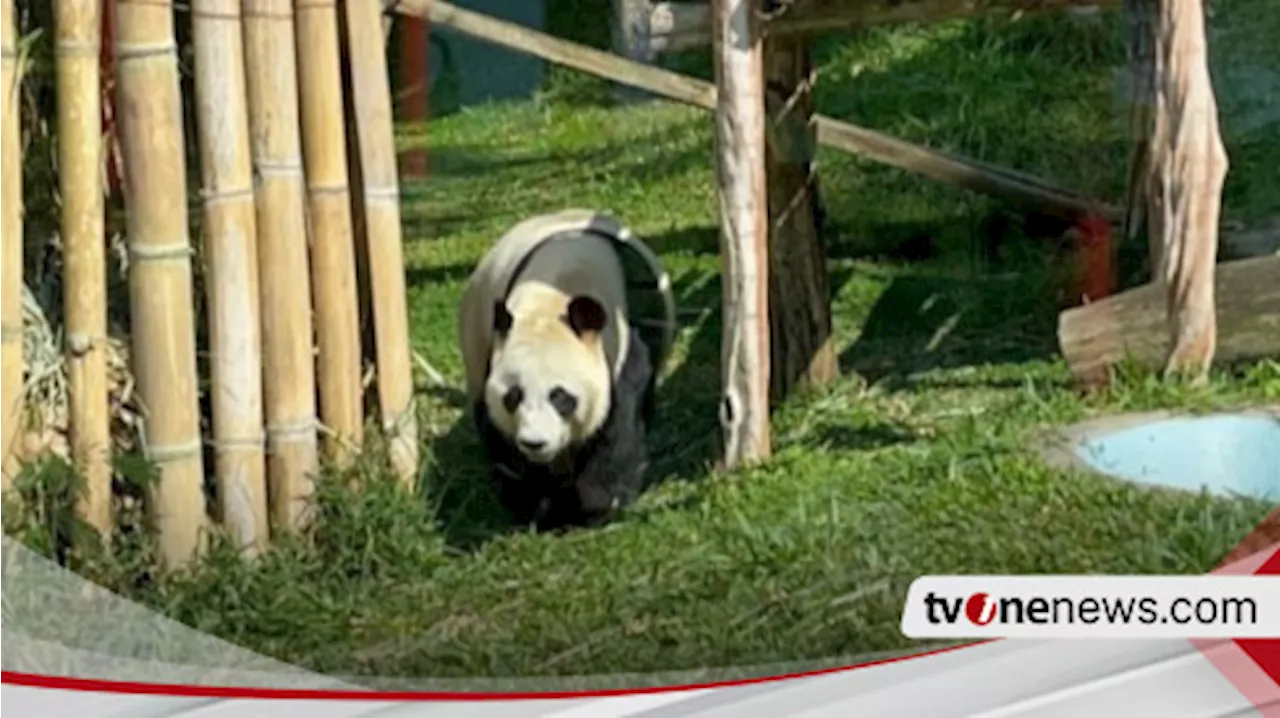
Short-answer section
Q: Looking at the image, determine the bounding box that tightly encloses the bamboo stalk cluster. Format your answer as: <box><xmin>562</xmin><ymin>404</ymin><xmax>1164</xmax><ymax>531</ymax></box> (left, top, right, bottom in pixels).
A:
<box><xmin>3</xmin><ymin>0</ymin><xmax>420</xmax><ymax>569</ymax></box>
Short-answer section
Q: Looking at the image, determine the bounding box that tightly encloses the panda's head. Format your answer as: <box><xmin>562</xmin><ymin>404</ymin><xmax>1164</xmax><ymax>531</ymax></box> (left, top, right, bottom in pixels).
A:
<box><xmin>484</xmin><ymin>292</ymin><xmax>613</xmax><ymax>465</ymax></box>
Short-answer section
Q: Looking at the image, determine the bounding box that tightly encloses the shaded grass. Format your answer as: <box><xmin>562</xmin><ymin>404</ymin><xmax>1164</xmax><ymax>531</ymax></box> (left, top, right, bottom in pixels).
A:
<box><xmin>7</xmin><ymin>0</ymin><xmax>1280</xmax><ymax>685</ymax></box>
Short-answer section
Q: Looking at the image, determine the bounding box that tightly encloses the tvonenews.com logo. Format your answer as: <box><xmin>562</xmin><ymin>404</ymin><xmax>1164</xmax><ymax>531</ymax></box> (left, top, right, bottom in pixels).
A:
<box><xmin>900</xmin><ymin>576</ymin><xmax>1280</xmax><ymax>639</ymax></box>
<box><xmin>923</xmin><ymin>590</ymin><xmax>1257</xmax><ymax>627</ymax></box>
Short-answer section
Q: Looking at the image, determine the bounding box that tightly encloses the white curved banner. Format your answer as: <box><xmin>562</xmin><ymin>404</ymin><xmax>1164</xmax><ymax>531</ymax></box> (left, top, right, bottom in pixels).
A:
<box><xmin>3</xmin><ymin>536</ymin><xmax>1277</xmax><ymax>716</ymax></box>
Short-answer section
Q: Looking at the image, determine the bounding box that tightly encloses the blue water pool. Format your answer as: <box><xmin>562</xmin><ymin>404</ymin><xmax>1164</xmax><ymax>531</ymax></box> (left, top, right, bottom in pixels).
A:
<box><xmin>1072</xmin><ymin>414</ymin><xmax>1280</xmax><ymax>502</ymax></box>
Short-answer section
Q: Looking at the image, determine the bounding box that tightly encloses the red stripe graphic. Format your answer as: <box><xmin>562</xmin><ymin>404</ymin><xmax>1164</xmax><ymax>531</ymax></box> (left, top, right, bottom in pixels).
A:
<box><xmin>1194</xmin><ymin>529</ymin><xmax>1280</xmax><ymax>716</ymax></box>
<box><xmin>0</xmin><ymin>641</ymin><xmax>989</xmax><ymax>701</ymax></box>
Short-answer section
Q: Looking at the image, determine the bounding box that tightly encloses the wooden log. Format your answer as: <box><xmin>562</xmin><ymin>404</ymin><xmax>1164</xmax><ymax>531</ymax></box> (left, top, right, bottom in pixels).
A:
<box><xmin>190</xmin><ymin>0</ymin><xmax>269</xmax><ymax>553</ymax></box>
<box><xmin>391</xmin><ymin>0</ymin><xmax>1117</xmax><ymax>222</ymax></box>
<box><xmin>712</xmin><ymin>0</ymin><xmax>771</xmax><ymax>468</ymax></box>
<box><xmin>654</xmin><ymin>0</ymin><xmax>1121</xmax><ymax>48</ymax></box>
<box><xmin>113</xmin><ymin>0</ymin><xmax>208</xmax><ymax>568</ymax></box>
<box><xmin>343</xmin><ymin>0</ymin><xmax>419</xmax><ymax>488</ymax></box>
<box><xmin>296</xmin><ymin>0</ymin><xmax>365</xmax><ymax>462</ymax></box>
<box><xmin>1057</xmin><ymin>255</ymin><xmax>1280</xmax><ymax>387</ymax></box>
<box><xmin>56</xmin><ymin>0</ymin><xmax>113</xmax><ymax>538</ymax></box>
<box><xmin>1</xmin><ymin>0</ymin><xmax>22</xmax><ymax>489</ymax></box>
<box><xmin>764</xmin><ymin>35</ymin><xmax>837</xmax><ymax>401</ymax></box>
<box><xmin>242</xmin><ymin>0</ymin><xmax>320</xmax><ymax>529</ymax></box>
<box><xmin>1124</xmin><ymin>0</ymin><xmax>1229</xmax><ymax>383</ymax></box>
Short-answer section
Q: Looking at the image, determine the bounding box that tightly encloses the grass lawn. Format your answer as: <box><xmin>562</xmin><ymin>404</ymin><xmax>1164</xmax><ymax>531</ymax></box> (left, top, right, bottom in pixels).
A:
<box><xmin>6</xmin><ymin>1</ymin><xmax>1279</xmax><ymax>688</ymax></box>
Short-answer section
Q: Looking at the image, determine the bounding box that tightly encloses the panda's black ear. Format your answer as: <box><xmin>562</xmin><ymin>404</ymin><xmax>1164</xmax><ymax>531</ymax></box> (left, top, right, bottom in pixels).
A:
<box><xmin>566</xmin><ymin>295</ymin><xmax>608</xmax><ymax>338</ymax></box>
<box><xmin>493</xmin><ymin>301</ymin><xmax>513</xmax><ymax>335</ymax></box>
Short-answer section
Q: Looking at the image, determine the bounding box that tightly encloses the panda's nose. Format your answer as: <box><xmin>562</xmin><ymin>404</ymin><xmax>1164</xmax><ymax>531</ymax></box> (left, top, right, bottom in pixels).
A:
<box><xmin>519</xmin><ymin>439</ymin><xmax>546</xmax><ymax>452</ymax></box>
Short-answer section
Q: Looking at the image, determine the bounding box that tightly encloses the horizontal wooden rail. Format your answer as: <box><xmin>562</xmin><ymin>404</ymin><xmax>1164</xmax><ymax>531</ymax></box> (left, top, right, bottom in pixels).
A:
<box><xmin>387</xmin><ymin>0</ymin><xmax>1118</xmax><ymax>220</ymax></box>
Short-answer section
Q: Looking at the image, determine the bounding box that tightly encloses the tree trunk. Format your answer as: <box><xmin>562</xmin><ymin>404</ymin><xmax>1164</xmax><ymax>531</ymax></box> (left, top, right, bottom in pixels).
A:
<box><xmin>764</xmin><ymin>36</ymin><xmax>836</xmax><ymax>402</ymax></box>
<box><xmin>1125</xmin><ymin>0</ymin><xmax>1229</xmax><ymax>383</ymax></box>
<box><xmin>712</xmin><ymin>0</ymin><xmax>771</xmax><ymax>469</ymax></box>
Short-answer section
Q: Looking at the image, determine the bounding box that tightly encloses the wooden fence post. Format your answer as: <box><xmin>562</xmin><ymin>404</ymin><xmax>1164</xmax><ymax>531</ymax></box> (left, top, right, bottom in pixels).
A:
<box><xmin>712</xmin><ymin>0</ymin><xmax>771</xmax><ymax>469</ymax></box>
<box><xmin>763</xmin><ymin>36</ymin><xmax>836</xmax><ymax>402</ymax></box>
<box><xmin>397</xmin><ymin>14</ymin><xmax>429</xmax><ymax>177</ymax></box>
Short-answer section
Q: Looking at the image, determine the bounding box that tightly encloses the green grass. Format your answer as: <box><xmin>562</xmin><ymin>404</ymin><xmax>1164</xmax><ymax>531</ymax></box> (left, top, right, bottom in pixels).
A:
<box><xmin>7</xmin><ymin>1</ymin><xmax>1279</xmax><ymax>687</ymax></box>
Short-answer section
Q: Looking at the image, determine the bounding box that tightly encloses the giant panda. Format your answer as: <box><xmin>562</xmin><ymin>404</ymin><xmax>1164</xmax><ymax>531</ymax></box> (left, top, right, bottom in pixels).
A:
<box><xmin>458</xmin><ymin>209</ymin><xmax>675</xmax><ymax>532</ymax></box>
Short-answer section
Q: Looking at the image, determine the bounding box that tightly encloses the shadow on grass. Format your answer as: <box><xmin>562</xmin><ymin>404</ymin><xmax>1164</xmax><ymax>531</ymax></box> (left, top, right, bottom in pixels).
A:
<box><xmin>403</xmin><ymin>261</ymin><xmax>478</xmax><ymax>289</ymax></box>
<box><xmin>841</xmin><ymin>267</ymin><xmax>1064</xmax><ymax>390</ymax></box>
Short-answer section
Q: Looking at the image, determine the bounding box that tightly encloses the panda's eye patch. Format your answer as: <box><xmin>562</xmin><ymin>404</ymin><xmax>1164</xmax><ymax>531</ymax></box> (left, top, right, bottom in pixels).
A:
<box><xmin>502</xmin><ymin>386</ymin><xmax>524</xmax><ymax>413</ymax></box>
<box><xmin>548</xmin><ymin>387</ymin><xmax>578</xmax><ymax>416</ymax></box>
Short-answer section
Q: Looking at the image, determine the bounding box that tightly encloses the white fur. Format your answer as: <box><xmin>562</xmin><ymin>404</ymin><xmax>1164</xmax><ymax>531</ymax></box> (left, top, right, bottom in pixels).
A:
<box><xmin>459</xmin><ymin>210</ymin><xmax>635</xmax><ymax>464</ymax></box>
<box><xmin>459</xmin><ymin>209</ymin><xmax>635</xmax><ymax>401</ymax></box>
<box><xmin>483</xmin><ymin>287</ymin><xmax>611</xmax><ymax>463</ymax></box>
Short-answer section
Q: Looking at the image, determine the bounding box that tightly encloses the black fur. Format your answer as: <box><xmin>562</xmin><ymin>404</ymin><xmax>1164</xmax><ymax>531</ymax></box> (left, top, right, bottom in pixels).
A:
<box><xmin>493</xmin><ymin>301</ymin><xmax>513</xmax><ymax>334</ymax></box>
<box><xmin>473</xmin><ymin>328</ymin><xmax>657</xmax><ymax>532</ymax></box>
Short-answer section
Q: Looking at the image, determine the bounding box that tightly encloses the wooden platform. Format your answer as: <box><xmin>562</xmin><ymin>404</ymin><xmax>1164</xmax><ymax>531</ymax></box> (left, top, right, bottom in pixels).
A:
<box><xmin>645</xmin><ymin>0</ymin><xmax>1119</xmax><ymax>51</ymax></box>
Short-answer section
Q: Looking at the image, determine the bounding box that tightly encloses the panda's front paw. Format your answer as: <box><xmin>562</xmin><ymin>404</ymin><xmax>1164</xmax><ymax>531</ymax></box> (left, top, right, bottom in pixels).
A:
<box><xmin>490</xmin><ymin>467</ymin><xmax>545</xmax><ymax>527</ymax></box>
<box><xmin>534</xmin><ymin>485</ymin><xmax>620</xmax><ymax>533</ymax></box>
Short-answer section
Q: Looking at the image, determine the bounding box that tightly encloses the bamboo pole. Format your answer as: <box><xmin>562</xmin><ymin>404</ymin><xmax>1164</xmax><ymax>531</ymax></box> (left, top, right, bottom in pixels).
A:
<box><xmin>113</xmin><ymin>0</ymin><xmax>208</xmax><ymax>568</ymax></box>
<box><xmin>342</xmin><ymin>0</ymin><xmax>419</xmax><ymax>488</ymax></box>
<box><xmin>390</xmin><ymin>0</ymin><xmax>1118</xmax><ymax>222</ymax></box>
<box><xmin>241</xmin><ymin>0</ymin><xmax>320</xmax><ymax>528</ymax></box>
<box><xmin>1</xmin><ymin>0</ymin><xmax>22</xmax><ymax>489</ymax></box>
<box><xmin>190</xmin><ymin>0</ymin><xmax>269</xmax><ymax>553</ymax></box>
<box><xmin>712</xmin><ymin>0</ymin><xmax>771</xmax><ymax>469</ymax></box>
<box><xmin>55</xmin><ymin>0</ymin><xmax>113</xmax><ymax>537</ymax></box>
<box><xmin>296</xmin><ymin>0</ymin><xmax>364</xmax><ymax>463</ymax></box>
